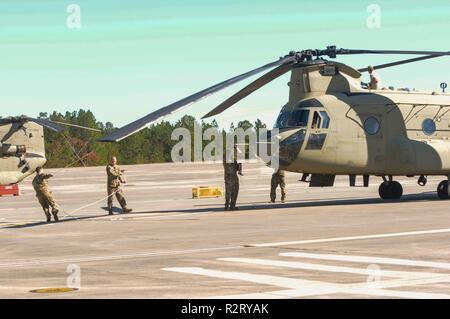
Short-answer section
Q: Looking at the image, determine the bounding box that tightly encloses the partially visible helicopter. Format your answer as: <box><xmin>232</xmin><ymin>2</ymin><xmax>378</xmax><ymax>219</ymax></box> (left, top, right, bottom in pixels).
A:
<box><xmin>0</xmin><ymin>116</ymin><xmax>99</xmax><ymax>186</ymax></box>
<box><xmin>99</xmin><ymin>46</ymin><xmax>450</xmax><ymax>200</ymax></box>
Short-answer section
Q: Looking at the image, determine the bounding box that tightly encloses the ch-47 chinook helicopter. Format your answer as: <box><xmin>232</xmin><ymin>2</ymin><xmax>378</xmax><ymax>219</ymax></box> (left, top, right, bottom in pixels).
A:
<box><xmin>99</xmin><ymin>46</ymin><xmax>450</xmax><ymax>201</ymax></box>
<box><xmin>0</xmin><ymin>116</ymin><xmax>99</xmax><ymax>186</ymax></box>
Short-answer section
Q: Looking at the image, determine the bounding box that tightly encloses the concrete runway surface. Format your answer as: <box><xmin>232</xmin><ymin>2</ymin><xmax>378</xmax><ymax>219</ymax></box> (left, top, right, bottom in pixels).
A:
<box><xmin>1</xmin><ymin>162</ymin><xmax>450</xmax><ymax>299</ymax></box>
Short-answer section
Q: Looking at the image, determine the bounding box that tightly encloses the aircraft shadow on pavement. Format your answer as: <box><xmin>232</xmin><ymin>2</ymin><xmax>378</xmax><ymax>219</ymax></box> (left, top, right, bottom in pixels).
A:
<box><xmin>135</xmin><ymin>191</ymin><xmax>439</xmax><ymax>215</ymax></box>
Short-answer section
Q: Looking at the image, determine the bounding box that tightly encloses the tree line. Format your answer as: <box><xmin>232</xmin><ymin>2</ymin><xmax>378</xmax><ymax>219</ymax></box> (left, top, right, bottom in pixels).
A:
<box><xmin>38</xmin><ymin>109</ymin><xmax>268</xmax><ymax>168</ymax></box>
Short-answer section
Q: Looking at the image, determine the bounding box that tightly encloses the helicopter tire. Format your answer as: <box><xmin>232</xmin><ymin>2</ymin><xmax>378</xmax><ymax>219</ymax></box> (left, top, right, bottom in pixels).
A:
<box><xmin>437</xmin><ymin>181</ymin><xmax>450</xmax><ymax>200</ymax></box>
<box><xmin>378</xmin><ymin>182</ymin><xmax>392</xmax><ymax>199</ymax></box>
<box><xmin>379</xmin><ymin>181</ymin><xmax>403</xmax><ymax>200</ymax></box>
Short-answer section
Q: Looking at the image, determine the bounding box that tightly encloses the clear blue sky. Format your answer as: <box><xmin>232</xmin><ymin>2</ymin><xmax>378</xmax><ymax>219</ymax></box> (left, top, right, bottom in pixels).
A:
<box><xmin>1</xmin><ymin>0</ymin><xmax>449</xmax><ymax>128</ymax></box>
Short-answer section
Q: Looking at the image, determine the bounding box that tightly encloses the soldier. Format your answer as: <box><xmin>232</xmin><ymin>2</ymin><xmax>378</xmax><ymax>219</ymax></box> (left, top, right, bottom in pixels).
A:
<box><xmin>270</xmin><ymin>169</ymin><xmax>286</xmax><ymax>203</ymax></box>
<box><xmin>223</xmin><ymin>150</ymin><xmax>242</xmax><ymax>211</ymax></box>
<box><xmin>32</xmin><ymin>167</ymin><xmax>59</xmax><ymax>223</ymax></box>
<box><xmin>106</xmin><ymin>156</ymin><xmax>132</xmax><ymax>215</ymax></box>
<box><xmin>368</xmin><ymin>66</ymin><xmax>382</xmax><ymax>90</ymax></box>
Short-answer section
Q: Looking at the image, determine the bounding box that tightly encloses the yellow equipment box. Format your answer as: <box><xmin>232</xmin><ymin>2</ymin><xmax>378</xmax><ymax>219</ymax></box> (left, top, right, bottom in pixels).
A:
<box><xmin>192</xmin><ymin>186</ymin><xmax>224</xmax><ymax>199</ymax></box>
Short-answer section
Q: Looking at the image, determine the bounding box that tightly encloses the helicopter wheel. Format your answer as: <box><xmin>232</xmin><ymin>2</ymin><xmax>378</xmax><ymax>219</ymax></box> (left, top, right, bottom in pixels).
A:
<box><xmin>379</xmin><ymin>181</ymin><xmax>403</xmax><ymax>200</ymax></box>
<box><xmin>437</xmin><ymin>181</ymin><xmax>450</xmax><ymax>199</ymax></box>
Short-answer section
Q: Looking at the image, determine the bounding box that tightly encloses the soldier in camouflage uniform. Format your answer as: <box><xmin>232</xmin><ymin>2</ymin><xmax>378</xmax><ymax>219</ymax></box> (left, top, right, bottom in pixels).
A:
<box><xmin>32</xmin><ymin>167</ymin><xmax>59</xmax><ymax>223</ymax></box>
<box><xmin>223</xmin><ymin>149</ymin><xmax>243</xmax><ymax>211</ymax></box>
<box><xmin>270</xmin><ymin>169</ymin><xmax>286</xmax><ymax>203</ymax></box>
<box><xmin>107</xmin><ymin>156</ymin><xmax>132</xmax><ymax>215</ymax></box>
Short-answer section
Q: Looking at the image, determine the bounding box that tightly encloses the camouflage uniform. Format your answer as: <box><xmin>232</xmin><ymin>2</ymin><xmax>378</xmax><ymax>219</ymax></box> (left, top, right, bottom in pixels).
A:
<box><xmin>32</xmin><ymin>173</ymin><xmax>59</xmax><ymax>222</ymax></box>
<box><xmin>106</xmin><ymin>164</ymin><xmax>129</xmax><ymax>214</ymax></box>
<box><xmin>223</xmin><ymin>160</ymin><xmax>241</xmax><ymax>210</ymax></box>
<box><xmin>270</xmin><ymin>169</ymin><xmax>286</xmax><ymax>203</ymax></box>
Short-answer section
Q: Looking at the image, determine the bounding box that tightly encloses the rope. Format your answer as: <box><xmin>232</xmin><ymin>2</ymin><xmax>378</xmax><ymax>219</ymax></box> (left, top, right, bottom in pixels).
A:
<box><xmin>60</xmin><ymin>188</ymin><xmax>121</xmax><ymax>219</ymax></box>
<box><xmin>51</xmin><ymin>152</ymin><xmax>93</xmax><ymax>175</ymax></box>
<box><xmin>45</xmin><ymin>134</ymin><xmax>117</xmax><ymax>220</ymax></box>
<box><xmin>60</xmin><ymin>131</ymin><xmax>89</xmax><ymax>167</ymax></box>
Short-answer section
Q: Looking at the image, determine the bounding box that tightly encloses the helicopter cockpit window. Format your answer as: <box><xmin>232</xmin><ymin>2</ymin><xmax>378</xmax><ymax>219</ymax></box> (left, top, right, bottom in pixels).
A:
<box><xmin>311</xmin><ymin>111</ymin><xmax>322</xmax><ymax>129</ymax></box>
<box><xmin>306</xmin><ymin>133</ymin><xmax>327</xmax><ymax>150</ymax></box>
<box><xmin>297</xmin><ymin>99</ymin><xmax>324</xmax><ymax>108</ymax></box>
<box><xmin>288</xmin><ymin>110</ymin><xmax>310</xmax><ymax>127</ymax></box>
<box><xmin>422</xmin><ymin>118</ymin><xmax>436</xmax><ymax>136</ymax></box>
<box><xmin>320</xmin><ymin>111</ymin><xmax>330</xmax><ymax>129</ymax></box>
<box><xmin>275</xmin><ymin>109</ymin><xmax>290</xmax><ymax>128</ymax></box>
<box><xmin>275</xmin><ymin>109</ymin><xmax>310</xmax><ymax>128</ymax></box>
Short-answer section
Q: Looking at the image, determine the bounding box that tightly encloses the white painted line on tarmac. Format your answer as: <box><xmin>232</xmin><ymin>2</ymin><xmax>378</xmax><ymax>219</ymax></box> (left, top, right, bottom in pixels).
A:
<box><xmin>164</xmin><ymin>266</ymin><xmax>450</xmax><ymax>299</ymax></box>
<box><xmin>217</xmin><ymin>258</ymin><xmax>441</xmax><ymax>279</ymax></box>
<box><xmin>216</xmin><ymin>286</ymin><xmax>450</xmax><ymax>299</ymax></box>
<box><xmin>163</xmin><ymin>267</ymin><xmax>338</xmax><ymax>290</ymax></box>
<box><xmin>0</xmin><ymin>246</ymin><xmax>242</xmax><ymax>268</ymax></box>
<box><xmin>345</xmin><ymin>287</ymin><xmax>450</xmax><ymax>299</ymax></box>
<box><xmin>281</xmin><ymin>252</ymin><xmax>450</xmax><ymax>270</ymax></box>
<box><xmin>250</xmin><ymin>228</ymin><xmax>450</xmax><ymax>248</ymax></box>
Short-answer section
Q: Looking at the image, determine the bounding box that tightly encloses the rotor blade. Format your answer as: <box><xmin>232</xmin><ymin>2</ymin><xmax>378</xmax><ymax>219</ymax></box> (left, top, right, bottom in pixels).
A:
<box><xmin>202</xmin><ymin>62</ymin><xmax>293</xmax><ymax>119</ymax></box>
<box><xmin>50</xmin><ymin>120</ymin><xmax>102</xmax><ymax>132</ymax></box>
<box><xmin>29</xmin><ymin>118</ymin><xmax>64</xmax><ymax>132</ymax></box>
<box><xmin>98</xmin><ymin>55</ymin><xmax>296</xmax><ymax>142</ymax></box>
<box><xmin>357</xmin><ymin>54</ymin><xmax>448</xmax><ymax>72</ymax></box>
<box><xmin>339</xmin><ymin>49</ymin><xmax>450</xmax><ymax>56</ymax></box>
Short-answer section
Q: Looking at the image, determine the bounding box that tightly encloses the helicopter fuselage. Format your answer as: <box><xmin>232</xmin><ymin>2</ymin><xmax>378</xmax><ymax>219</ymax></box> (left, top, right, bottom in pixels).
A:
<box><xmin>276</xmin><ymin>60</ymin><xmax>450</xmax><ymax>178</ymax></box>
<box><xmin>0</xmin><ymin>122</ymin><xmax>46</xmax><ymax>185</ymax></box>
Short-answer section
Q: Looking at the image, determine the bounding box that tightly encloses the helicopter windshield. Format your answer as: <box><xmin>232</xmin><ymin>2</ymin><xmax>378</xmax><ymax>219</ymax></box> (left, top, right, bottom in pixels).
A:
<box><xmin>275</xmin><ymin>109</ymin><xmax>310</xmax><ymax>128</ymax></box>
<box><xmin>275</xmin><ymin>99</ymin><xmax>326</xmax><ymax>129</ymax></box>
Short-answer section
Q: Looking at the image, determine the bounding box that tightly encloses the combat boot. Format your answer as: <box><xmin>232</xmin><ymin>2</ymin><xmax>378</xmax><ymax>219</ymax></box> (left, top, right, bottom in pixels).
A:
<box><xmin>51</xmin><ymin>207</ymin><xmax>59</xmax><ymax>222</ymax></box>
<box><xmin>44</xmin><ymin>210</ymin><xmax>51</xmax><ymax>223</ymax></box>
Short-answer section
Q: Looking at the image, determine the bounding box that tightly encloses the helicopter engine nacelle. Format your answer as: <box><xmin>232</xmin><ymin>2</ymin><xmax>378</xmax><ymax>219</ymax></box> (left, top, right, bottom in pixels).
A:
<box><xmin>1</xmin><ymin>143</ymin><xmax>27</xmax><ymax>156</ymax></box>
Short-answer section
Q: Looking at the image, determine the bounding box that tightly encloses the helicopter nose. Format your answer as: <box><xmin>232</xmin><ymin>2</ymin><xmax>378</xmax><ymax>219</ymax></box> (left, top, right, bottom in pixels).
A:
<box><xmin>278</xmin><ymin>129</ymin><xmax>306</xmax><ymax>166</ymax></box>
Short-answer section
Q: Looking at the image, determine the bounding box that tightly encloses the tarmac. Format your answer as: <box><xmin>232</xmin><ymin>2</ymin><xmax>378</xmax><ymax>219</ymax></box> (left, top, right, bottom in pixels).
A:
<box><xmin>1</xmin><ymin>162</ymin><xmax>450</xmax><ymax>299</ymax></box>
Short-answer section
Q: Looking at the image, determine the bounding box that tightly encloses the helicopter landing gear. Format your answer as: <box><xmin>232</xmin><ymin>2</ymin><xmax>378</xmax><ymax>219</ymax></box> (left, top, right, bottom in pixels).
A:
<box><xmin>437</xmin><ymin>180</ymin><xmax>449</xmax><ymax>199</ymax></box>
<box><xmin>378</xmin><ymin>176</ymin><xmax>403</xmax><ymax>200</ymax></box>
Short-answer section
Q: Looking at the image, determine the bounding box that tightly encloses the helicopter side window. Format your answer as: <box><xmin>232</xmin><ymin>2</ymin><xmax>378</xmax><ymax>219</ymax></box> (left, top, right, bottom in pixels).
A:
<box><xmin>364</xmin><ymin>117</ymin><xmax>380</xmax><ymax>135</ymax></box>
<box><xmin>422</xmin><ymin>118</ymin><xmax>436</xmax><ymax>136</ymax></box>
<box><xmin>311</xmin><ymin>111</ymin><xmax>322</xmax><ymax>129</ymax></box>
